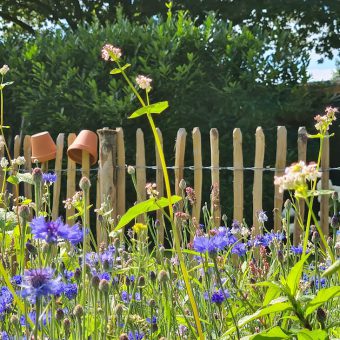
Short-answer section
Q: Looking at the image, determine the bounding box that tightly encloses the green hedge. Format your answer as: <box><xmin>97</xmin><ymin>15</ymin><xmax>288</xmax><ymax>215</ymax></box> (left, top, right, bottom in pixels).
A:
<box><xmin>0</xmin><ymin>10</ymin><xmax>332</xmax><ymax>222</ymax></box>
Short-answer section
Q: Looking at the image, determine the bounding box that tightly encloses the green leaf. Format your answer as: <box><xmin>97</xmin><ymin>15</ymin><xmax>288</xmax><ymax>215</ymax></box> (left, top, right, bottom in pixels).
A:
<box><xmin>110</xmin><ymin>63</ymin><xmax>131</xmax><ymax>74</ymax></box>
<box><xmin>248</xmin><ymin>326</ymin><xmax>290</xmax><ymax>339</ymax></box>
<box><xmin>111</xmin><ymin>195</ymin><xmax>182</xmax><ymax>234</ymax></box>
<box><xmin>321</xmin><ymin>259</ymin><xmax>340</xmax><ymax>278</ymax></box>
<box><xmin>263</xmin><ymin>285</ymin><xmax>281</xmax><ymax>307</ymax></box>
<box><xmin>285</xmin><ymin>253</ymin><xmax>311</xmax><ymax>297</ymax></box>
<box><xmin>305</xmin><ymin>286</ymin><xmax>340</xmax><ymax>317</ymax></box>
<box><xmin>223</xmin><ymin>302</ymin><xmax>293</xmax><ymax>336</ymax></box>
<box><xmin>128</xmin><ymin>101</ymin><xmax>169</xmax><ymax>119</ymax></box>
<box><xmin>7</xmin><ymin>175</ymin><xmax>19</xmax><ymax>185</ymax></box>
<box><xmin>0</xmin><ymin>81</ymin><xmax>14</xmax><ymax>90</ymax></box>
<box><xmin>17</xmin><ymin>173</ymin><xmax>34</xmax><ymax>184</ymax></box>
<box><xmin>296</xmin><ymin>329</ymin><xmax>328</xmax><ymax>340</ymax></box>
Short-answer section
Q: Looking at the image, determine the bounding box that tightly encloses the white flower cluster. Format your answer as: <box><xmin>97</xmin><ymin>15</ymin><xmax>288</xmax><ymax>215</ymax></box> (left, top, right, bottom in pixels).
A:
<box><xmin>136</xmin><ymin>75</ymin><xmax>152</xmax><ymax>90</ymax></box>
<box><xmin>101</xmin><ymin>44</ymin><xmax>122</xmax><ymax>61</ymax></box>
<box><xmin>0</xmin><ymin>64</ymin><xmax>9</xmax><ymax>76</ymax></box>
<box><xmin>274</xmin><ymin>161</ymin><xmax>321</xmax><ymax>194</ymax></box>
<box><xmin>314</xmin><ymin>106</ymin><xmax>338</xmax><ymax>133</ymax></box>
<box><xmin>0</xmin><ymin>157</ymin><xmax>9</xmax><ymax>168</ymax></box>
<box><xmin>11</xmin><ymin>156</ymin><xmax>26</xmax><ymax>166</ymax></box>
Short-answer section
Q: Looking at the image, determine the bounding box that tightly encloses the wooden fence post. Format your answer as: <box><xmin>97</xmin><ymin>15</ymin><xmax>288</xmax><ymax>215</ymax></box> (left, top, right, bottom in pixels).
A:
<box><xmin>52</xmin><ymin>133</ymin><xmax>64</xmax><ymax>220</ymax></box>
<box><xmin>293</xmin><ymin>127</ymin><xmax>307</xmax><ymax>246</ymax></box>
<box><xmin>320</xmin><ymin>133</ymin><xmax>330</xmax><ymax>239</ymax></box>
<box><xmin>233</xmin><ymin>128</ymin><xmax>243</xmax><ymax>223</ymax></box>
<box><xmin>192</xmin><ymin>127</ymin><xmax>202</xmax><ymax>238</ymax></box>
<box><xmin>116</xmin><ymin>127</ymin><xmax>126</xmax><ymax>241</ymax></box>
<box><xmin>274</xmin><ymin>126</ymin><xmax>287</xmax><ymax>231</ymax></box>
<box><xmin>23</xmin><ymin>135</ymin><xmax>32</xmax><ymax>199</ymax></box>
<box><xmin>66</xmin><ymin>134</ymin><xmax>76</xmax><ymax>222</ymax></box>
<box><xmin>253</xmin><ymin>127</ymin><xmax>265</xmax><ymax>235</ymax></box>
<box><xmin>136</xmin><ymin>129</ymin><xmax>146</xmax><ymax>224</ymax></box>
<box><xmin>155</xmin><ymin>128</ymin><xmax>165</xmax><ymax>244</ymax></box>
<box><xmin>210</xmin><ymin>128</ymin><xmax>220</xmax><ymax>226</ymax></box>
<box><xmin>174</xmin><ymin>128</ymin><xmax>187</xmax><ymax>196</ymax></box>
<box><xmin>97</xmin><ymin>128</ymin><xmax>117</xmax><ymax>244</ymax></box>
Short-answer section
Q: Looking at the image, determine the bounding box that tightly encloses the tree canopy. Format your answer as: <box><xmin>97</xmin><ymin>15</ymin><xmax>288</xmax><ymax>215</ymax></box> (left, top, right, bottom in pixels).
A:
<box><xmin>0</xmin><ymin>1</ymin><xmax>339</xmax><ymax>58</ymax></box>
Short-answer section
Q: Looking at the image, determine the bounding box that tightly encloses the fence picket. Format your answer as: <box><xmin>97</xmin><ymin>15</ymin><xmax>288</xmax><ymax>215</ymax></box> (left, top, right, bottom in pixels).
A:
<box><xmin>116</xmin><ymin>127</ymin><xmax>126</xmax><ymax>240</ymax></box>
<box><xmin>174</xmin><ymin>128</ymin><xmax>187</xmax><ymax>196</ymax></box>
<box><xmin>320</xmin><ymin>133</ymin><xmax>330</xmax><ymax>238</ymax></box>
<box><xmin>66</xmin><ymin>133</ymin><xmax>76</xmax><ymax>222</ymax></box>
<box><xmin>155</xmin><ymin>128</ymin><xmax>165</xmax><ymax>244</ymax></box>
<box><xmin>136</xmin><ymin>129</ymin><xmax>146</xmax><ymax>223</ymax></box>
<box><xmin>253</xmin><ymin>127</ymin><xmax>265</xmax><ymax>234</ymax></box>
<box><xmin>293</xmin><ymin>127</ymin><xmax>307</xmax><ymax>246</ymax></box>
<box><xmin>274</xmin><ymin>126</ymin><xmax>287</xmax><ymax>231</ymax></box>
<box><xmin>210</xmin><ymin>128</ymin><xmax>220</xmax><ymax>226</ymax></box>
<box><xmin>52</xmin><ymin>133</ymin><xmax>64</xmax><ymax>220</ymax></box>
<box><xmin>233</xmin><ymin>128</ymin><xmax>243</xmax><ymax>223</ymax></box>
<box><xmin>23</xmin><ymin>135</ymin><xmax>32</xmax><ymax>199</ymax></box>
<box><xmin>192</xmin><ymin>127</ymin><xmax>202</xmax><ymax>237</ymax></box>
<box><xmin>97</xmin><ymin>128</ymin><xmax>116</xmax><ymax>244</ymax></box>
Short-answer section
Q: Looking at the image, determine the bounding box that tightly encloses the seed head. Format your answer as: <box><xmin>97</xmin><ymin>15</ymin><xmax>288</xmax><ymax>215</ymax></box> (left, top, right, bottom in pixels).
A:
<box><xmin>56</xmin><ymin>308</ymin><xmax>65</xmax><ymax>321</ymax></box>
<box><xmin>158</xmin><ymin>270</ymin><xmax>169</xmax><ymax>284</ymax></box>
<box><xmin>63</xmin><ymin>318</ymin><xmax>71</xmax><ymax>332</ymax></box>
<box><xmin>99</xmin><ymin>279</ymin><xmax>109</xmax><ymax>294</ymax></box>
<box><xmin>73</xmin><ymin>304</ymin><xmax>84</xmax><ymax>318</ymax></box>
<box><xmin>115</xmin><ymin>303</ymin><xmax>124</xmax><ymax>316</ymax></box>
<box><xmin>79</xmin><ymin>176</ymin><xmax>91</xmax><ymax>192</ymax></box>
<box><xmin>127</xmin><ymin>165</ymin><xmax>135</xmax><ymax>175</ymax></box>
<box><xmin>91</xmin><ymin>275</ymin><xmax>100</xmax><ymax>289</ymax></box>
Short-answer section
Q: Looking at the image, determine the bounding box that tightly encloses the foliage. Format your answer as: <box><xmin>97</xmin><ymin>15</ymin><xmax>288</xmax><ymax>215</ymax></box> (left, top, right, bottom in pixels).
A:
<box><xmin>0</xmin><ymin>1</ymin><xmax>339</xmax><ymax>58</ymax></box>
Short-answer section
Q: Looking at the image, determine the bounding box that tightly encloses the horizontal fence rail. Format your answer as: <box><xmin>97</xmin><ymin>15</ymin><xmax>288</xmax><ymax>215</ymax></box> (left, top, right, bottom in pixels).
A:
<box><xmin>3</xmin><ymin>126</ymin><xmax>333</xmax><ymax>246</ymax></box>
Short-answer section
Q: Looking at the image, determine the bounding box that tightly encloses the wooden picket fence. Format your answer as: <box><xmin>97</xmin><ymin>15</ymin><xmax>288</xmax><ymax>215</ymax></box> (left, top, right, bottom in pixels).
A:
<box><xmin>2</xmin><ymin>125</ymin><xmax>331</xmax><ymax>246</ymax></box>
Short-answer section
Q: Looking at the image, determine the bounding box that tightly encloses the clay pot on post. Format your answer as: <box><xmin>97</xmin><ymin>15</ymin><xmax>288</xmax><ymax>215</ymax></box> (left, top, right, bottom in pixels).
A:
<box><xmin>31</xmin><ymin>131</ymin><xmax>57</xmax><ymax>171</ymax></box>
<box><xmin>67</xmin><ymin>130</ymin><xmax>98</xmax><ymax>227</ymax></box>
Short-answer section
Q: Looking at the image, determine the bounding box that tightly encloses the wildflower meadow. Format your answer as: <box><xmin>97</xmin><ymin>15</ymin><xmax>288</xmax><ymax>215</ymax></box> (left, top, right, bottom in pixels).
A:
<box><xmin>0</xmin><ymin>44</ymin><xmax>339</xmax><ymax>340</ymax></box>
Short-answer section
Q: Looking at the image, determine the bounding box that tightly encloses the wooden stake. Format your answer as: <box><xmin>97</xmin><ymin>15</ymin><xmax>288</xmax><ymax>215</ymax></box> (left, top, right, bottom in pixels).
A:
<box><xmin>23</xmin><ymin>135</ymin><xmax>32</xmax><ymax>199</ymax></box>
<box><xmin>320</xmin><ymin>133</ymin><xmax>330</xmax><ymax>239</ymax></box>
<box><xmin>274</xmin><ymin>126</ymin><xmax>287</xmax><ymax>231</ymax></box>
<box><xmin>253</xmin><ymin>127</ymin><xmax>265</xmax><ymax>235</ymax></box>
<box><xmin>116</xmin><ymin>127</ymin><xmax>125</xmax><ymax>242</ymax></box>
<box><xmin>52</xmin><ymin>133</ymin><xmax>64</xmax><ymax>220</ymax></box>
<box><xmin>66</xmin><ymin>133</ymin><xmax>76</xmax><ymax>222</ymax></box>
<box><xmin>210</xmin><ymin>128</ymin><xmax>220</xmax><ymax>226</ymax></box>
<box><xmin>293</xmin><ymin>127</ymin><xmax>307</xmax><ymax>246</ymax></box>
<box><xmin>233</xmin><ymin>128</ymin><xmax>243</xmax><ymax>223</ymax></box>
<box><xmin>136</xmin><ymin>129</ymin><xmax>146</xmax><ymax>225</ymax></box>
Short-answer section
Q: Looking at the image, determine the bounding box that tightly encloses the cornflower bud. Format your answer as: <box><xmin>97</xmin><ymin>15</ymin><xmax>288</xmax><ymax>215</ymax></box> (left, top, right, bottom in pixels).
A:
<box><xmin>179</xmin><ymin>179</ymin><xmax>186</xmax><ymax>191</ymax></box>
<box><xmin>56</xmin><ymin>308</ymin><xmax>64</xmax><ymax>321</ymax></box>
<box><xmin>73</xmin><ymin>304</ymin><xmax>84</xmax><ymax>319</ymax></box>
<box><xmin>10</xmin><ymin>315</ymin><xmax>19</xmax><ymax>326</ymax></box>
<box><xmin>149</xmin><ymin>271</ymin><xmax>156</xmax><ymax>282</ymax></box>
<box><xmin>158</xmin><ymin>270</ymin><xmax>169</xmax><ymax>284</ymax></box>
<box><xmin>99</xmin><ymin>279</ymin><xmax>109</xmax><ymax>294</ymax></box>
<box><xmin>149</xmin><ymin>299</ymin><xmax>156</xmax><ymax>308</ymax></box>
<box><xmin>63</xmin><ymin>318</ymin><xmax>71</xmax><ymax>333</ymax></box>
<box><xmin>138</xmin><ymin>276</ymin><xmax>145</xmax><ymax>287</ymax></box>
<box><xmin>79</xmin><ymin>176</ymin><xmax>91</xmax><ymax>192</ymax></box>
<box><xmin>127</xmin><ymin>166</ymin><xmax>135</xmax><ymax>175</ymax></box>
<box><xmin>32</xmin><ymin>167</ymin><xmax>43</xmax><ymax>185</ymax></box>
<box><xmin>91</xmin><ymin>275</ymin><xmax>100</xmax><ymax>290</ymax></box>
<box><xmin>119</xmin><ymin>334</ymin><xmax>129</xmax><ymax>340</ymax></box>
<box><xmin>115</xmin><ymin>303</ymin><xmax>124</xmax><ymax>317</ymax></box>
<box><xmin>18</xmin><ymin>205</ymin><xmax>30</xmax><ymax>220</ymax></box>
<box><xmin>74</xmin><ymin>268</ymin><xmax>81</xmax><ymax>281</ymax></box>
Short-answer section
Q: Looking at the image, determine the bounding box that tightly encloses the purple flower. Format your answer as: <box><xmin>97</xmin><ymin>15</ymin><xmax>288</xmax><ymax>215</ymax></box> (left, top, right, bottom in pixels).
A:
<box><xmin>193</xmin><ymin>234</ymin><xmax>229</xmax><ymax>253</ymax></box>
<box><xmin>21</xmin><ymin>268</ymin><xmax>61</xmax><ymax>301</ymax></box>
<box><xmin>231</xmin><ymin>243</ymin><xmax>247</xmax><ymax>257</ymax></box>
<box><xmin>193</xmin><ymin>236</ymin><xmax>209</xmax><ymax>253</ymax></box>
<box><xmin>146</xmin><ymin>316</ymin><xmax>157</xmax><ymax>324</ymax></box>
<box><xmin>85</xmin><ymin>252</ymin><xmax>99</xmax><ymax>267</ymax></box>
<box><xmin>63</xmin><ymin>270</ymin><xmax>74</xmax><ymax>281</ymax></box>
<box><xmin>211</xmin><ymin>289</ymin><xmax>230</xmax><ymax>304</ymax></box>
<box><xmin>66</xmin><ymin>223</ymin><xmax>84</xmax><ymax>245</ymax></box>
<box><xmin>291</xmin><ymin>245</ymin><xmax>303</xmax><ymax>254</ymax></box>
<box><xmin>42</xmin><ymin>172</ymin><xmax>57</xmax><ymax>185</ymax></box>
<box><xmin>99</xmin><ymin>272</ymin><xmax>111</xmax><ymax>281</ymax></box>
<box><xmin>121</xmin><ymin>291</ymin><xmax>130</xmax><ymax>303</ymax></box>
<box><xmin>0</xmin><ymin>331</ymin><xmax>9</xmax><ymax>340</ymax></box>
<box><xmin>128</xmin><ymin>331</ymin><xmax>144</xmax><ymax>340</ymax></box>
<box><xmin>30</xmin><ymin>217</ymin><xmax>71</xmax><ymax>244</ymax></box>
<box><xmin>0</xmin><ymin>287</ymin><xmax>13</xmax><ymax>315</ymax></box>
<box><xmin>63</xmin><ymin>283</ymin><xmax>78</xmax><ymax>300</ymax></box>
<box><xmin>11</xmin><ymin>275</ymin><xmax>22</xmax><ymax>285</ymax></box>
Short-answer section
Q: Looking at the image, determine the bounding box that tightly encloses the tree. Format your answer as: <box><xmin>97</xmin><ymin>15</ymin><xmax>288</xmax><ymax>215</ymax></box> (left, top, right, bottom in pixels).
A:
<box><xmin>0</xmin><ymin>1</ymin><xmax>339</xmax><ymax>58</ymax></box>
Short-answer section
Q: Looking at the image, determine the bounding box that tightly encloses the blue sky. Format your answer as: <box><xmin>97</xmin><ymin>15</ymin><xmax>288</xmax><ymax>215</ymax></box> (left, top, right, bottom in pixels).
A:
<box><xmin>308</xmin><ymin>51</ymin><xmax>338</xmax><ymax>81</ymax></box>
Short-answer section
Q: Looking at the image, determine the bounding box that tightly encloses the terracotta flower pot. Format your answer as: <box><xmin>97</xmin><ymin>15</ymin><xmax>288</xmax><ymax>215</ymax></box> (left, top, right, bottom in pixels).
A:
<box><xmin>31</xmin><ymin>131</ymin><xmax>57</xmax><ymax>163</ymax></box>
<box><xmin>67</xmin><ymin>130</ymin><xmax>98</xmax><ymax>165</ymax></box>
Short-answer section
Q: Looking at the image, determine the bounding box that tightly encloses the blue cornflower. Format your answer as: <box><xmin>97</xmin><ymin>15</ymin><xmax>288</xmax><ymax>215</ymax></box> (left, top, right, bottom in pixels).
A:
<box><xmin>291</xmin><ymin>245</ymin><xmax>303</xmax><ymax>254</ymax></box>
<box><xmin>121</xmin><ymin>291</ymin><xmax>130</xmax><ymax>303</ymax></box>
<box><xmin>134</xmin><ymin>292</ymin><xmax>141</xmax><ymax>302</ymax></box>
<box><xmin>100</xmin><ymin>245</ymin><xmax>116</xmax><ymax>268</ymax></box>
<box><xmin>21</xmin><ymin>268</ymin><xmax>61</xmax><ymax>301</ymax></box>
<box><xmin>30</xmin><ymin>217</ymin><xmax>70</xmax><ymax>244</ymax></box>
<box><xmin>63</xmin><ymin>270</ymin><xmax>74</xmax><ymax>281</ymax></box>
<box><xmin>11</xmin><ymin>275</ymin><xmax>22</xmax><ymax>285</ymax></box>
<box><xmin>211</xmin><ymin>289</ymin><xmax>230</xmax><ymax>304</ymax></box>
<box><xmin>99</xmin><ymin>272</ymin><xmax>111</xmax><ymax>281</ymax></box>
<box><xmin>85</xmin><ymin>252</ymin><xmax>99</xmax><ymax>267</ymax></box>
<box><xmin>20</xmin><ymin>310</ymin><xmax>51</xmax><ymax>326</ymax></box>
<box><xmin>128</xmin><ymin>331</ymin><xmax>144</xmax><ymax>340</ymax></box>
<box><xmin>42</xmin><ymin>172</ymin><xmax>57</xmax><ymax>185</ymax></box>
<box><xmin>231</xmin><ymin>243</ymin><xmax>247</xmax><ymax>257</ymax></box>
<box><xmin>63</xmin><ymin>283</ymin><xmax>78</xmax><ymax>300</ymax></box>
<box><xmin>193</xmin><ymin>236</ymin><xmax>209</xmax><ymax>253</ymax></box>
<box><xmin>66</xmin><ymin>223</ymin><xmax>83</xmax><ymax>245</ymax></box>
<box><xmin>0</xmin><ymin>331</ymin><xmax>9</xmax><ymax>340</ymax></box>
<box><xmin>0</xmin><ymin>287</ymin><xmax>13</xmax><ymax>315</ymax></box>
<box><xmin>193</xmin><ymin>235</ymin><xmax>228</xmax><ymax>254</ymax></box>
<box><xmin>146</xmin><ymin>316</ymin><xmax>157</xmax><ymax>324</ymax></box>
